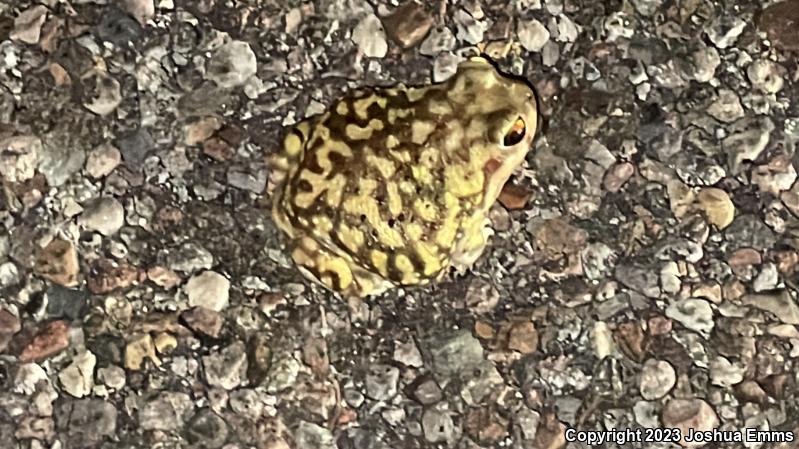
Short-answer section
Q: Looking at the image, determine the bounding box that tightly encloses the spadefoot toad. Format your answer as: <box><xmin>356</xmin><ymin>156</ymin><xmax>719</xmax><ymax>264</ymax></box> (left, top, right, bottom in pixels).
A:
<box><xmin>270</xmin><ymin>56</ymin><xmax>538</xmax><ymax>297</ymax></box>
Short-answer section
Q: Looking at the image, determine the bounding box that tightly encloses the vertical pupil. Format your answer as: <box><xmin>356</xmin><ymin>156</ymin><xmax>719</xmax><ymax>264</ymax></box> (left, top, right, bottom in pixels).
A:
<box><xmin>503</xmin><ymin>117</ymin><xmax>526</xmax><ymax>146</ymax></box>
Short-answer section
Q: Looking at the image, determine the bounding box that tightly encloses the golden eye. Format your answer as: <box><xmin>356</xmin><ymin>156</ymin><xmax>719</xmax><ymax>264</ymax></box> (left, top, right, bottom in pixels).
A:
<box><xmin>503</xmin><ymin>117</ymin><xmax>526</xmax><ymax>147</ymax></box>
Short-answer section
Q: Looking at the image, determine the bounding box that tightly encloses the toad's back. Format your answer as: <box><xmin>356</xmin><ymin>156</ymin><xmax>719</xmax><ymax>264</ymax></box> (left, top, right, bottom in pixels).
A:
<box><xmin>270</xmin><ymin>57</ymin><xmax>538</xmax><ymax>297</ymax></box>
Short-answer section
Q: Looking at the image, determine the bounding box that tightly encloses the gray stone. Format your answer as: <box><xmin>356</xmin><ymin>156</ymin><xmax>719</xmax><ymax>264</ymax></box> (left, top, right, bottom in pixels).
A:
<box><xmin>116</xmin><ymin>129</ymin><xmax>154</xmax><ymax>168</ymax></box>
<box><xmin>705</xmin><ymin>14</ymin><xmax>746</xmax><ymax>49</ymax></box>
<box><xmin>0</xmin><ymin>135</ymin><xmax>41</xmax><ymax>183</ymax></box>
<box><xmin>185</xmin><ymin>409</ymin><xmax>229</xmax><ymax>449</ymax></box>
<box><xmin>709</xmin><ymin>356</ymin><xmax>744</xmax><ymax>387</ymax></box>
<box><xmin>707</xmin><ymin>89</ymin><xmax>744</xmax><ymax>123</ymax></box>
<box><xmin>351</xmin><ymin>13</ymin><xmax>388</xmax><ymax>58</ymax></box>
<box><xmin>58</xmin><ymin>350</ymin><xmax>96</xmax><ymax>398</ymax></box>
<box><xmin>229</xmin><ymin>389</ymin><xmax>264</xmax><ymax>420</ymax></box>
<box><xmin>364</xmin><ymin>364</ymin><xmax>400</xmax><ymax>401</ymax></box>
<box><xmin>202</xmin><ymin>341</ymin><xmax>247</xmax><ymax>390</ymax></box>
<box><xmin>138</xmin><ymin>391</ymin><xmax>193</xmax><ymax>431</ymax></box>
<box><xmin>428</xmin><ymin>330</ymin><xmax>484</xmax><ymax>379</ymax></box>
<box><xmin>186</xmin><ymin>270</ymin><xmax>230</xmax><ymax>311</ymax></box>
<box><xmin>639</xmin><ymin>359</ymin><xmax>676</xmax><ymax>400</ymax></box>
<box><xmin>724</xmin><ymin>214</ymin><xmax>776</xmax><ymax>251</ymax></box>
<box><xmin>167</xmin><ymin>242</ymin><xmax>214</xmax><ymax>273</ymax></box>
<box><xmin>227</xmin><ymin>168</ymin><xmax>267</xmax><ymax>194</ymax></box>
<box><xmin>66</xmin><ymin>398</ymin><xmax>117</xmax><ymax>440</ymax></box>
<box><xmin>666</xmin><ymin>298</ymin><xmax>714</xmax><ymax>334</ymax></box>
<box><xmin>266</xmin><ymin>353</ymin><xmax>300</xmax><ymax>393</ymax></box>
<box><xmin>78</xmin><ymin>197</ymin><xmax>125</xmax><ymax>236</ymax></box>
<box><xmin>615</xmin><ymin>263</ymin><xmax>660</xmax><ymax>298</ymax></box>
<box><xmin>0</xmin><ymin>262</ymin><xmax>19</xmax><ymax>288</ymax></box>
<box><xmin>206</xmin><ymin>40</ymin><xmax>258</xmax><ymax>88</ymax></box>
<box><xmin>85</xmin><ymin>144</ymin><xmax>121</xmax><ymax>178</ymax></box>
<box><xmin>517</xmin><ymin>19</ymin><xmax>550</xmax><ymax>52</ymax></box>
<box><xmin>741</xmin><ymin>290</ymin><xmax>799</xmax><ymax>325</ymax></box>
<box><xmin>422</xmin><ymin>408</ymin><xmax>459</xmax><ymax>443</ymax></box>
<box><xmin>419</xmin><ymin>26</ymin><xmax>456</xmax><ymax>56</ymax></box>
<box><xmin>46</xmin><ymin>285</ymin><xmax>89</xmax><ymax>320</ymax></box>
<box><xmin>294</xmin><ymin>421</ymin><xmax>335</xmax><ymax>449</ymax></box>
<box><xmin>413</xmin><ymin>378</ymin><xmax>442</xmax><ymax>405</ymax></box>
<box><xmin>453</xmin><ymin>9</ymin><xmax>485</xmax><ymax>44</ymax></box>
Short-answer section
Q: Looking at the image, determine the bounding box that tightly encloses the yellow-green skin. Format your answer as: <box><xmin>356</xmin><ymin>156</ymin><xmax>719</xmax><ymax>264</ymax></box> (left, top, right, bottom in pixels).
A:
<box><xmin>271</xmin><ymin>57</ymin><xmax>538</xmax><ymax>297</ymax></box>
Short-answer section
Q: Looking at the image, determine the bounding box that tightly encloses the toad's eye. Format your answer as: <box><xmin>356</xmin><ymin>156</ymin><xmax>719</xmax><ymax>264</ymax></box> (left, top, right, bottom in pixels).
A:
<box><xmin>503</xmin><ymin>117</ymin><xmax>526</xmax><ymax>147</ymax></box>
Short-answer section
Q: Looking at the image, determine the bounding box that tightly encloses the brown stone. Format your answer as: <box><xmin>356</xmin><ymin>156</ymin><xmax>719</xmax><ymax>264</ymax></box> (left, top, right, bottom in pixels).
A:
<box><xmin>34</xmin><ymin>238</ymin><xmax>80</xmax><ymax>287</ymax></box>
<box><xmin>735</xmin><ymin>380</ymin><xmax>769</xmax><ymax>404</ymax></box>
<box><xmin>661</xmin><ymin>399</ymin><xmax>719</xmax><ymax>447</ymax></box>
<box><xmin>498</xmin><ymin>183</ymin><xmax>533</xmax><ymax>210</ymax></box>
<box><xmin>647</xmin><ymin>316</ymin><xmax>672</xmax><ymax>336</ymax></box>
<box><xmin>533</xmin><ymin>412</ymin><xmax>566</xmax><ymax>449</ymax></box>
<box><xmin>603</xmin><ymin>161</ymin><xmax>635</xmax><ymax>192</ymax></box>
<box><xmin>507</xmin><ymin>321</ymin><xmax>538</xmax><ymax>354</ymax></box>
<box><xmin>727</xmin><ymin>248</ymin><xmax>761</xmax><ymax>277</ymax></box>
<box><xmin>474</xmin><ymin>320</ymin><xmax>495</xmax><ymax>339</ymax></box>
<box><xmin>0</xmin><ymin>308</ymin><xmax>21</xmax><ymax>352</ymax></box>
<box><xmin>759</xmin><ymin>0</ymin><xmax>799</xmax><ymax>51</ymax></box>
<box><xmin>760</xmin><ymin>373</ymin><xmax>793</xmax><ymax>400</ymax></box>
<box><xmin>382</xmin><ymin>1</ymin><xmax>434</xmax><ymax>49</ymax></box>
<box><xmin>614</xmin><ymin>321</ymin><xmax>646</xmax><ymax>362</ymax></box>
<box><xmin>203</xmin><ymin>137</ymin><xmax>235</xmax><ymax>161</ymax></box>
<box><xmin>533</xmin><ymin>217</ymin><xmax>588</xmax><ymax>258</ymax></box>
<box><xmin>181</xmin><ymin>306</ymin><xmax>223</xmax><ymax>338</ymax></box>
<box><xmin>147</xmin><ymin>266</ymin><xmax>182</xmax><ymax>289</ymax></box>
<box><xmin>184</xmin><ymin>116</ymin><xmax>221</xmax><ymax>145</ymax></box>
<box><xmin>87</xmin><ymin>259</ymin><xmax>143</xmax><ymax>294</ymax></box>
<box><xmin>464</xmin><ymin>407</ymin><xmax>509</xmax><ymax>444</ymax></box>
<box><xmin>19</xmin><ymin>320</ymin><xmax>70</xmax><ymax>362</ymax></box>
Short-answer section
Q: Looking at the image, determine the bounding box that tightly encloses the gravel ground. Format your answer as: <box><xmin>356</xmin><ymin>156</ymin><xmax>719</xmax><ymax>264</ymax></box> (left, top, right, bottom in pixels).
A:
<box><xmin>1</xmin><ymin>0</ymin><xmax>799</xmax><ymax>448</ymax></box>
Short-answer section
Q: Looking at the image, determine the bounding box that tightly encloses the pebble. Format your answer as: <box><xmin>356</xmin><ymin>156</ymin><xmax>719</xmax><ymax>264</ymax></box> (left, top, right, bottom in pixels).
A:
<box><xmin>78</xmin><ymin>197</ymin><xmax>125</xmax><ymax>236</ymax></box>
<box><xmin>603</xmin><ymin>162</ymin><xmax>634</xmax><ymax>192</ymax></box>
<box><xmin>724</xmin><ymin>117</ymin><xmax>774</xmax><ymax>174</ymax></box>
<box><xmin>83</xmin><ymin>73</ymin><xmax>122</xmax><ymax>116</ymax></box>
<box><xmin>665</xmin><ymin>298</ymin><xmax>714</xmax><ymax>335</ymax></box>
<box><xmin>185</xmin><ymin>409</ymin><xmax>229</xmax><ymax>448</ymax></box>
<box><xmin>382</xmin><ymin>1</ymin><xmax>433</xmax><ymax>49</ymax></box>
<box><xmin>181</xmin><ymin>306</ymin><xmax>223</xmax><ymax>338</ymax></box>
<box><xmin>752</xmin><ymin>154</ymin><xmax>797</xmax><ymax>194</ymax></box>
<box><xmin>364</xmin><ymin>364</ymin><xmax>399</xmax><ymax>401</ymax></box>
<box><xmin>125</xmin><ymin>333</ymin><xmax>160</xmax><ymax>370</ymax></box>
<box><xmin>266</xmin><ymin>353</ymin><xmax>300</xmax><ymax>393</ymax></box>
<box><xmin>615</xmin><ymin>263</ymin><xmax>660</xmax><ymax>298</ymax></box>
<box><xmin>0</xmin><ymin>261</ymin><xmax>19</xmax><ymax>288</ymax></box>
<box><xmin>0</xmin><ymin>135</ymin><xmax>41</xmax><ymax>183</ymax></box>
<box><xmin>229</xmin><ymin>389</ymin><xmax>264</xmax><ymax>420</ymax></box>
<box><xmin>422</xmin><ymin>408</ymin><xmax>459</xmax><ymax>443</ymax></box>
<box><xmin>96</xmin><ymin>7</ymin><xmax>142</xmax><ymax>45</ymax></box>
<box><xmin>20</xmin><ymin>320</ymin><xmax>70</xmax><ymax>362</ymax></box>
<box><xmin>428</xmin><ymin>330</ymin><xmax>484</xmax><ymax>378</ymax></box>
<box><xmin>412</xmin><ymin>378</ymin><xmax>442</xmax><ymax>405</ymax></box>
<box><xmin>138</xmin><ymin>391</ymin><xmax>193</xmax><ymax>431</ymax></box>
<box><xmin>432</xmin><ymin>52</ymin><xmax>462</xmax><ymax>83</ymax></box>
<box><xmin>294</xmin><ymin>421</ymin><xmax>335</xmax><ymax>449</ymax></box>
<box><xmin>640</xmin><ymin>359</ymin><xmax>676</xmax><ymax>399</ymax></box>
<box><xmin>753</xmin><ymin>263</ymin><xmax>778</xmax><ymax>292</ymax></box>
<box><xmin>695</xmin><ymin>188</ymin><xmax>735</xmax><ymax>229</ymax></box>
<box><xmin>517</xmin><ymin>19</ymin><xmax>550</xmax><ymax>52</ymax></box>
<box><xmin>227</xmin><ymin>168</ymin><xmax>267</xmax><ymax>194</ymax></box>
<box><xmin>747</xmin><ymin>59</ymin><xmax>785</xmax><ymax>94</ymax></box>
<box><xmin>38</xmin><ymin>133</ymin><xmax>86</xmax><ymax>186</ymax></box>
<box><xmin>690</xmin><ymin>44</ymin><xmax>720</xmax><ymax>83</ymax></box>
<box><xmin>351</xmin><ymin>14</ymin><xmax>388</xmax><ymax>58</ymax></box>
<box><xmin>185</xmin><ymin>271</ymin><xmax>230</xmax><ymax>311</ymax></box>
<box><xmin>116</xmin><ymin>129</ymin><xmax>154</xmax><ymax>168</ymax></box>
<box><xmin>704</xmin><ymin>14</ymin><xmax>746</xmax><ymax>49</ymax></box>
<box><xmin>97</xmin><ymin>365</ymin><xmax>126</xmax><ymax>390</ymax></box>
<box><xmin>58</xmin><ymin>350</ymin><xmax>97</xmax><ymax>398</ymax></box>
<box><xmin>741</xmin><ymin>290</ymin><xmax>799</xmax><ymax>325</ymax></box>
<box><xmin>122</xmin><ymin>0</ymin><xmax>155</xmax><ymax>25</ymax></box>
<box><xmin>167</xmin><ymin>242</ymin><xmax>214</xmax><ymax>273</ymax></box>
<box><xmin>393</xmin><ymin>339</ymin><xmax>423</xmax><ymax>368</ymax></box>
<box><xmin>146</xmin><ymin>266</ymin><xmax>182</xmax><ymax>289</ymax></box>
<box><xmin>709</xmin><ymin>356</ymin><xmax>744</xmax><ymax>387</ymax></box>
<box><xmin>419</xmin><ymin>26</ymin><xmax>456</xmax><ymax>56</ymax></box>
<box><xmin>66</xmin><ymin>399</ymin><xmax>118</xmax><ymax>441</ymax></box>
<box><xmin>759</xmin><ymin>0</ymin><xmax>799</xmax><ymax>50</ymax></box>
<box><xmin>454</xmin><ymin>8</ymin><xmax>486</xmax><ymax>45</ymax></box>
<box><xmin>10</xmin><ymin>5</ymin><xmax>48</xmax><ymax>44</ymax></box>
<box><xmin>507</xmin><ymin>321</ymin><xmax>539</xmax><ymax>354</ymax></box>
<box><xmin>707</xmin><ymin>89</ymin><xmax>744</xmax><ymax>123</ymax></box>
<box><xmin>661</xmin><ymin>399</ymin><xmax>719</xmax><ymax>447</ymax></box>
<box><xmin>724</xmin><ymin>215</ymin><xmax>776</xmax><ymax>251</ymax></box>
<box><xmin>85</xmin><ymin>144</ymin><xmax>121</xmax><ymax>178</ymax></box>
<box><xmin>0</xmin><ymin>308</ymin><xmax>21</xmax><ymax>352</ymax></box>
<box><xmin>203</xmin><ymin>341</ymin><xmax>247</xmax><ymax>390</ymax></box>
<box><xmin>206</xmin><ymin>40</ymin><xmax>257</xmax><ymax>88</ymax></box>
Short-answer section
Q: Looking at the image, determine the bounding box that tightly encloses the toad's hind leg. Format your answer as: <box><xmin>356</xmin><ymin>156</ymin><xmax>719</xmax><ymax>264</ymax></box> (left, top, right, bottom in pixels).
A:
<box><xmin>289</xmin><ymin>236</ymin><xmax>395</xmax><ymax>298</ymax></box>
